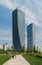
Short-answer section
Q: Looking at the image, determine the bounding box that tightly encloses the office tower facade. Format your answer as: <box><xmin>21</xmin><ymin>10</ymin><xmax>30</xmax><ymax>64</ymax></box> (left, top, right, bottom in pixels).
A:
<box><xmin>12</xmin><ymin>9</ymin><xmax>25</xmax><ymax>52</ymax></box>
<box><xmin>27</xmin><ymin>23</ymin><xmax>35</xmax><ymax>51</ymax></box>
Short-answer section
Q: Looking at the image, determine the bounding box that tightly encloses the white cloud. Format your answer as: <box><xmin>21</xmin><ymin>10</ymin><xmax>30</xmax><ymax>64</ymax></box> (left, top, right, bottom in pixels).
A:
<box><xmin>33</xmin><ymin>0</ymin><xmax>42</xmax><ymax>5</ymax></box>
<box><xmin>19</xmin><ymin>6</ymin><xmax>42</xmax><ymax>27</ymax></box>
<box><xmin>0</xmin><ymin>0</ymin><xmax>42</xmax><ymax>27</ymax></box>
<box><xmin>0</xmin><ymin>0</ymin><xmax>19</xmax><ymax>10</ymax></box>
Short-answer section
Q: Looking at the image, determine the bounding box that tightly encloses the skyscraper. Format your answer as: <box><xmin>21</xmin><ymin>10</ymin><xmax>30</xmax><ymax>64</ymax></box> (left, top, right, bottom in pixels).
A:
<box><xmin>12</xmin><ymin>9</ymin><xmax>25</xmax><ymax>52</ymax></box>
<box><xmin>27</xmin><ymin>23</ymin><xmax>35</xmax><ymax>51</ymax></box>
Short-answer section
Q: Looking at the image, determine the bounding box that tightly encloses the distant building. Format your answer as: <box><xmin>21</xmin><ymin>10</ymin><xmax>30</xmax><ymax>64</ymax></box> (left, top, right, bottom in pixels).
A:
<box><xmin>0</xmin><ymin>44</ymin><xmax>3</xmax><ymax>49</ymax></box>
<box><xmin>0</xmin><ymin>43</ymin><xmax>9</xmax><ymax>51</ymax></box>
<box><xmin>4</xmin><ymin>43</ymin><xmax>9</xmax><ymax>51</ymax></box>
<box><xmin>12</xmin><ymin>8</ymin><xmax>25</xmax><ymax>52</ymax></box>
<box><xmin>27</xmin><ymin>23</ymin><xmax>35</xmax><ymax>51</ymax></box>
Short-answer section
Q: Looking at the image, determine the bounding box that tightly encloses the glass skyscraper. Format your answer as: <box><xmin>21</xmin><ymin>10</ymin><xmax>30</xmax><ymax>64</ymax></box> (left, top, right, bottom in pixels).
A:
<box><xmin>27</xmin><ymin>23</ymin><xmax>35</xmax><ymax>51</ymax></box>
<box><xmin>12</xmin><ymin>9</ymin><xmax>25</xmax><ymax>52</ymax></box>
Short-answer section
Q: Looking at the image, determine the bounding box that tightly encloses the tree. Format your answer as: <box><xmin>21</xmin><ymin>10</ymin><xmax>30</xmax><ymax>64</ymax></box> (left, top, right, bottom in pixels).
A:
<box><xmin>22</xmin><ymin>45</ymin><xmax>25</xmax><ymax>52</ymax></box>
<box><xmin>3</xmin><ymin>44</ymin><xmax>5</xmax><ymax>51</ymax></box>
<box><xmin>33</xmin><ymin>45</ymin><xmax>36</xmax><ymax>53</ymax></box>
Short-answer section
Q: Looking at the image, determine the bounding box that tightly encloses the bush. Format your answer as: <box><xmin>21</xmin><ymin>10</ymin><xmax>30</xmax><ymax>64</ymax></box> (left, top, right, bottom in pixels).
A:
<box><xmin>35</xmin><ymin>55</ymin><xmax>42</xmax><ymax>58</ymax></box>
<box><xmin>34</xmin><ymin>54</ymin><xmax>42</xmax><ymax>58</ymax></box>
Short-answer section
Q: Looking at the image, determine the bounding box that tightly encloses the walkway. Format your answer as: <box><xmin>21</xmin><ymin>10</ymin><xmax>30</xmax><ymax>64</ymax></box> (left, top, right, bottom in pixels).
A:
<box><xmin>3</xmin><ymin>55</ymin><xmax>30</xmax><ymax>65</ymax></box>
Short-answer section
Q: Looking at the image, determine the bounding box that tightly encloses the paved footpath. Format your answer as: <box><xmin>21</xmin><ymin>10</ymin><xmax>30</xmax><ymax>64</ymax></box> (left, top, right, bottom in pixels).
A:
<box><xmin>3</xmin><ymin>55</ymin><xmax>30</xmax><ymax>65</ymax></box>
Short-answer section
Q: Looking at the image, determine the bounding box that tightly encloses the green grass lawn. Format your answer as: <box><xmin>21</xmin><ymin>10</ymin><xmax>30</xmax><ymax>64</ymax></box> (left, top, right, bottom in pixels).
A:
<box><xmin>0</xmin><ymin>54</ymin><xmax>11</xmax><ymax>65</ymax></box>
<box><xmin>23</xmin><ymin>53</ymin><xmax>42</xmax><ymax>65</ymax></box>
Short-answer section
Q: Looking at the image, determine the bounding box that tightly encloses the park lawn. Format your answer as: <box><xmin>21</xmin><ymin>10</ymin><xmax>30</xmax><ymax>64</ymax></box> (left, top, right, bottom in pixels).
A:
<box><xmin>0</xmin><ymin>54</ymin><xmax>11</xmax><ymax>65</ymax></box>
<box><xmin>23</xmin><ymin>53</ymin><xmax>42</xmax><ymax>65</ymax></box>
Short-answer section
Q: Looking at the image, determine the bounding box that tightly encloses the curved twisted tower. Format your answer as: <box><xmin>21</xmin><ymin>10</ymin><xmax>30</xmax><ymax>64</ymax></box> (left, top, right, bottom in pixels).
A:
<box><xmin>12</xmin><ymin>9</ymin><xmax>25</xmax><ymax>52</ymax></box>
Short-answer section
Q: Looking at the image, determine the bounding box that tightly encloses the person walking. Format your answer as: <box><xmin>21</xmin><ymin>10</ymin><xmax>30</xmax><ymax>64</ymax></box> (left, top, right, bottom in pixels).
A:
<box><xmin>12</xmin><ymin>54</ymin><xmax>14</xmax><ymax>59</ymax></box>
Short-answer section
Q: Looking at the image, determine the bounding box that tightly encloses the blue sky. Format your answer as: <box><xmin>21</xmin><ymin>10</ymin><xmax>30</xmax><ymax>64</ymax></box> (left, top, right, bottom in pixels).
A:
<box><xmin>0</xmin><ymin>0</ymin><xmax>42</xmax><ymax>51</ymax></box>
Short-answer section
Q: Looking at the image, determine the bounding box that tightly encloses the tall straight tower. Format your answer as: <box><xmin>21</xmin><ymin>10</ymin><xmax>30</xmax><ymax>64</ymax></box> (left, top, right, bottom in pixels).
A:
<box><xmin>27</xmin><ymin>23</ymin><xmax>35</xmax><ymax>51</ymax></box>
<box><xmin>12</xmin><ymin>9</ymin><xmax>25</xmax><ymax>52</ymax></box>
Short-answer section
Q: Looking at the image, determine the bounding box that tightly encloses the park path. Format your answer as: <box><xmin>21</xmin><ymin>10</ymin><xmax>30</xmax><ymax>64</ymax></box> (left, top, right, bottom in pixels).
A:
<box><xmin>3</xmin><ymin>55</ymin><xmax>30</xmax><ymax>65</ymax></box>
